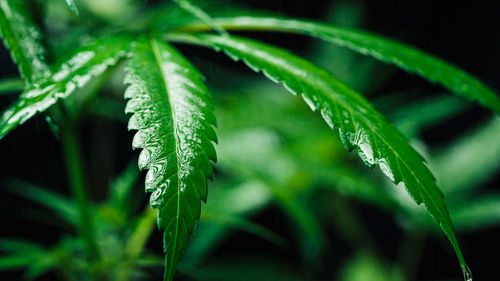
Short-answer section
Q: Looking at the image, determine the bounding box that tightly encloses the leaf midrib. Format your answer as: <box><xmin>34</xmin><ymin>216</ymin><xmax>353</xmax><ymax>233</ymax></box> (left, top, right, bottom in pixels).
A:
<box><xmin>150</xmin><ymin>38</ymin><xmax>182</xmax><ymax>262</ymax></box>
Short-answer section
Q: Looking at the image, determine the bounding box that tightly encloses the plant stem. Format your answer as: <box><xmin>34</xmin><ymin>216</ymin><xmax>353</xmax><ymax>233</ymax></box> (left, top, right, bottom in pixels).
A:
<box><xmin>60</xmin><ymin>114</ymin><xmax>100</xmax><ymax>261</ymax></box>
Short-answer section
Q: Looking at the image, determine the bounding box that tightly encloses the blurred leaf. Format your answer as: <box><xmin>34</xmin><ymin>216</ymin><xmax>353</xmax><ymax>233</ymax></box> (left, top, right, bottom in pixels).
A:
<box><xmin>0</xmin><ymin>0</ymin><xmax>49</xmax><ymax>82</ymax></box>
<box><xmin>173</xmin><ymin>33</ymin><xmax>467</xmax><ymax>271</ymax></box>
<box><xmin>201</xmin><ymin>210</ymin><xmax>287</xmax><ymax>248</ymax></box>
<box><xmin>0</xmin><ymin>239</ymin><xmax>55</xmax><ymax>278</ymax></box>
<box><xmin>415</xmin><ymin>194</ymin><xmax>500</xmax><ymax>232</ymax></box>
<box><xmin>0</xmin><ymin>239</ymin><xmax>46</xmax><ymax>254</ymax></box>
<box><xmin>389</xmin><ymin>95</ymin><xmax>469</xmax><ymax>138</ymax></box>
<box><xmin>125</xmin><ymin>38</ymin><xmax>217</xmax><ymax>281</ymax></box>
<box><xmin>184</xmin><ymin>180</ymin><xmax>271</xmax><ymax>265</ymax></box>
<box><xmin>339</xmin><ymin>252</ymin><xmax>404</xmax><ymax>281</ymax></box>
<box><xmin>0</xmin><ymin>35</ymin><xmax>130</xmax><ymax>139</ymax></box>
<box><xmin>311</xmin><ymin>163</ymin><xmax>399</xmax><ymax>210</ymax></box>
<box><xmin>217</xmin><ymin>128</ymin><xmax>324</xmax><ymax>260</ymax></box>
<box><xmin>0</xmin><ymin>256</ymin><xmax>36</xmax><ymax>270</ymax></box>
<box><xmin>0</xmin><ymin>77</ymin><xmax>24</xmax><ymax>95</ymax></box>
<box><xmin>450</xmin><ymin>195</ymin><xmax>500</xmax><ymax>231</ymax></box>
<box><xmin>116</xmin><ymin>207</ymin><xmax>158</xmax><ymax>281</ymax></box>
<box><xmin>80</xmin><ymin>0</ymin><xmax>136</xmax><ymax>21</ymax></box>
<box><xmin>109</xmin><ymin>159</ymin><xmax>140</xmax><ymax>214</ymax></box>
<box><xmin>5</xmin><ymin>179</ymin><xmax>78</xmax><ymax>225</ymax></box>
<box><xmin>431</xmin><ymin>117</ymin><xmax>500</xmax><ymax>193</ymax></box>
<box><xmin>23</xmin><ymin>254</ymin><xmax>58</xmax><ymax>281</ymax></box>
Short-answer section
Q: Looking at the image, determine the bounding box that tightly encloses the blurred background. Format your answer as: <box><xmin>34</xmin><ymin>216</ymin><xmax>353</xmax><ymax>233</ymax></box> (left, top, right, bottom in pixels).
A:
<box><xmin>0</xmin><ymin>0</ymin><xmax>499</xmax><ymax>280</ymax></box>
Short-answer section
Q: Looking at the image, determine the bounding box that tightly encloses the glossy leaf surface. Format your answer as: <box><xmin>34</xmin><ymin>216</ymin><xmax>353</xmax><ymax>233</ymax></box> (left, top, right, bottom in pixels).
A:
<box><xmin>0</xmin><ymin>0</ymin><xmax>49</xmax><ymax>82</ymax></box>
<box><xmin>125</xmin><ymin>38</ymin><xmax>216</xmax><ymax>281</ymax></box>
<box><xmin>0</xmin><ymin>36</ymin><xmax>130</xmax><ymax>139</ymax></box>
<box><xmin>172</xmin><ymin>33</ymin><xmax>467</xmax><ymax>273</ymax></box>
<box><xmin>176</xmin><ymin>15</ymin><xmax>500</xmax><ymax>113</ymax></box>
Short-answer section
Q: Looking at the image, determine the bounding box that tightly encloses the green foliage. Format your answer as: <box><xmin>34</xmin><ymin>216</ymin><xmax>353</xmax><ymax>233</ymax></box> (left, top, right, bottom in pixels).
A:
<box><xmin>170</xmin><ymin>33</ymin><xmax>465</xmax><ymax>269</ymax></box>
<box><xmin>0</xmin><ymin>0</ymin><xmax>49</xmax><ymax>82</ymax></box>
<box><xmin>175</xmin><ymin>14</ymin><xmax>500</xmax><ymax>112</ymax></box>
<box><xmin>0</xmin><ymin>1</ymin><xmax>499</xmax><ymax>281</ymax></box>
<box><xmin>0</xmin><ymin>36</ymin><xmax>129</xmax><ymax>139</ymax></box>
<box><xmin>125</xmin><ymin>38</ymin><xmax>217</xmax><ymax>280</ymax></box>
<box><xmin>0</xmin><ymin>78</ymin><xmax>24</xmax><ymax>95</ymax></box>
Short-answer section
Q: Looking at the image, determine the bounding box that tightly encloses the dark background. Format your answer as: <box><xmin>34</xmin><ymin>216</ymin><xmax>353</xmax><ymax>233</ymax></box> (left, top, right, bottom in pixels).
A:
<box><xmin>0</xmin><ymin>0</ymin><xmax>499</xmax><ymax>280</ymax></box>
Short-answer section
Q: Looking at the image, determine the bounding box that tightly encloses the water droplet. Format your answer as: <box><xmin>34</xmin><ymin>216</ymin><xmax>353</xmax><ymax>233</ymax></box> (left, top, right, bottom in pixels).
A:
<box><xmin>150</xmin><ymin>188</ymin><xmax>164</xmax><ymax>208</ymax></box>
<box><xmin>462</xmin><ymin>265</ymin><xmax>472</xmax><ymax>281</ymax></box>
<box><xmin>138</xmin><ymin>148</ymin><xmax>152</xmax><ymax>169</ymax></box>
<box><xmin>321</xmin><ymin>109</ymin><xmax>334</xmax><ymax>129</ymax></box>
<box><xmin>358</xmin><ymin>142</ymin><xmax>376</xmax><ymax>166</ymax></box>
<box><xmin>379</xmin><ymin>159</ymin><xmax>395</xmax><ymax>182</ymax></box>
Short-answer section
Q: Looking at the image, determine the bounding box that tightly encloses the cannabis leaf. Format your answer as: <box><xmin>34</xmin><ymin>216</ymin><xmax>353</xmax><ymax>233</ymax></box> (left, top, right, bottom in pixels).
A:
<box><xmin>0</xmin><ymin>0</ymin><xmax>49</xmax><ymax>83</ymax></box>
<box><xmin>0</xmin><ymin>36</ymin><xmax>130</xmax><ymax>139</ymax></box>
<box><xmin>125</xmin><ymin>38</ymin><xmax>217</xmax><ymax>281</ymax></box>
<box><xmin>176</xmin><ymin>15</ymin><xmax>500</xmax><ymax>113</ymax></box>
<box><xmin>169</xmin><ymin>33</ymin><xmax>468</xmax><ymax>274</ymax></box>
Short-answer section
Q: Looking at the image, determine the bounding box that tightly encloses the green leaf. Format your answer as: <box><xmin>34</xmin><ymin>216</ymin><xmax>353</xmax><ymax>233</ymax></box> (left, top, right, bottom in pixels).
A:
<box><xmin>109</xmin><ymin>159</ymin><xmax>140</xmax><ymax>213</ymax></box>
<box><xmin>388</xmin><ymin>95</ymin><xmax>469</xmax><ymax>138</ymax></box>
<box><xmin>449</xmin><ymin>194</ymin><xmax>500</xmax><ymax>231</ymax></box>
<box><xmin>0</xmin><ymin>77</ymin><xmax>24</xmax><ymax>95</ymax></box>
<box><xmin>0</xmin><ymin>36</ymin><xmax>130</xmax><ymax>139</ymax></box>
<box><xmin>217</xmin><ymin>128</ymin><xmax>324</xmax><ymax>259</ymax></box>
<box><xmin>0</xmin><ymin>240</ymin><xmax>56</xmax><ymax>279</ymax></box>
<box><xmin>0</xmin><ymin>0</ymin><xmax>49</xmax><ymax>82</ymax></box>
<box><xmin>183</xmin><ymin>180</ymin><xmax>272</xmax><ymax>265</ymax></box>
<box><xmin>0</xmin><ymin>256</ymin><xmax>36</xmax><ymax>270</ymax></box>
<box><xmin>431</xmin><ymin>117</ymin><xmax>500</xmax><ymax>193</ymax></box>
<box><xmin>175</xmin><ymin>15</ymin><xmax>500</xmax><ymax>113</ymax></box>
<box><xmin>5</xmin><ymin>178</ymin><xmax>78</xmax><ymax>225</ymax></box>
<box><xmin>173</xmin><ymin>0</ymin><xmax>227</xmax><ymax>36</ymax></box>
<box><xmin>0</xmin><ymin>239</ymin><xmax>46</xmax><ymax>254</ymax></box>
<box><xmin>125</xmin><ymin>38</ymin><xmax>217</xmax><ymax>281</ymax></box>
<box><xmin>201</xmin><ymin>210</ymin><xmax>287</xmax><ymax>249</ymax></box>
<box><xmin>64</xmin><ymin>0</ymin><xmax>79</xmax><ymax>15</ymax></box>
<box><xmin>170</xmin><ymin>33</ymin><xmax>468</xmax><ymax>276</ymax></box>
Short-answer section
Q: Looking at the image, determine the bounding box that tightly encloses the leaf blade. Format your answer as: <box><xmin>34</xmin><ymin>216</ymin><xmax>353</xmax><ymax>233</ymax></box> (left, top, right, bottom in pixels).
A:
<box><xmin>176</xmin><ymin>15</ymin><xmax>500</xmax><ymax>112</ymax></box>
<box><xmin>125</xmin><ymin>38</ymin><xmax>216</xmax><ymax>281</ymax></box>
<box><xmin>0</xmin><ymin>36</ymin><xmax>130</xmax><ymax>139</ymax></box>
<box><xmin>0</xmin><ymin>0</ymin><xmax>49</xmax><ymax>82</ymax></box>
<box><xmin>170</xmin><ymin>33</ymin><xmax>467</xmax><ymax>275</ymax></box>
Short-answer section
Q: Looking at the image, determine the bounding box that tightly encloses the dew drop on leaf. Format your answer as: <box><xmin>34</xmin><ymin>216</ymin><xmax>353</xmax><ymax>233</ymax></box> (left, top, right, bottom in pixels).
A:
<box><xmin>379</xmin><ymin>159</ymin><xmax>395</xmax><ymax>182</ymax></box>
